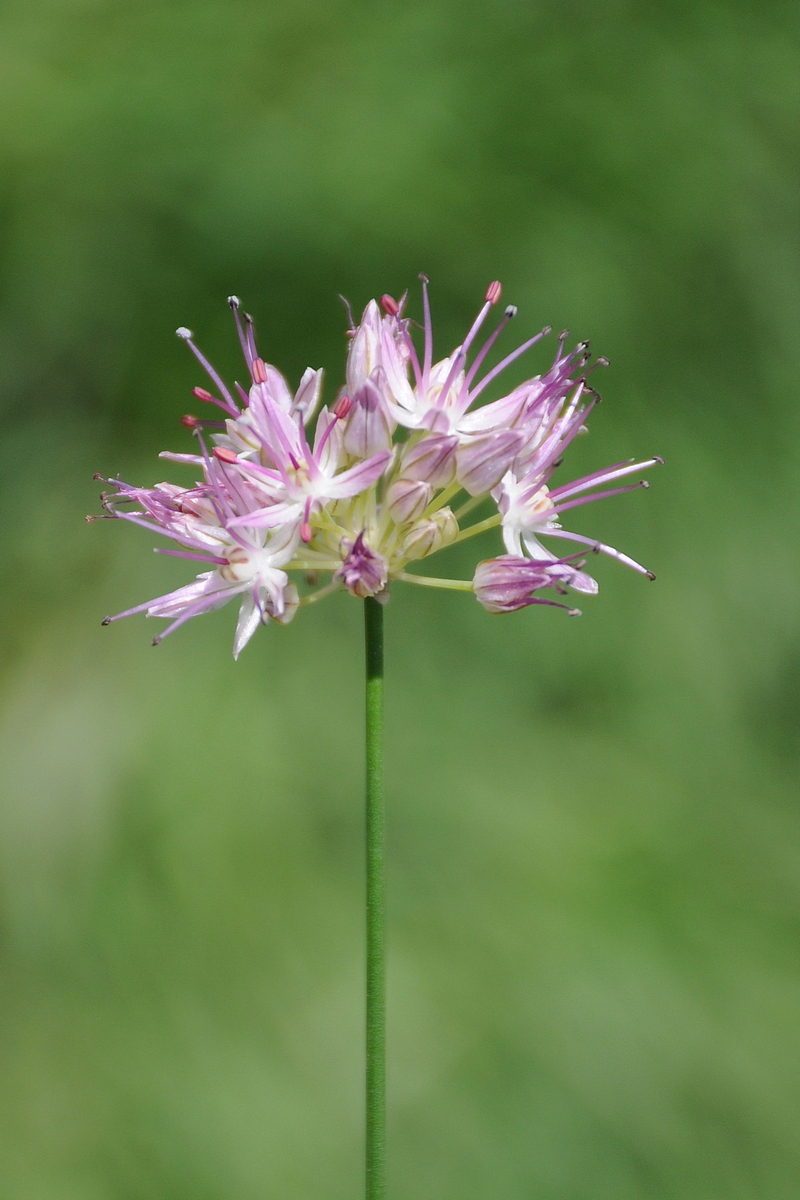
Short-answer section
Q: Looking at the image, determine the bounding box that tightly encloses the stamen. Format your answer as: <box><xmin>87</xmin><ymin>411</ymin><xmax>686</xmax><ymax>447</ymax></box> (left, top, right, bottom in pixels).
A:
<box><xmin>251</xmin><ymin>357</ymin><xmax>268</xmax><ymax>385</ymax></box>
<box><xmin>550</xmin><ymin>481</ymin><xmax>650</xmax><ymax>516</ymax></box>
<box><xmin>339</xmin><ymin>294</ymin><xmax>357</xmax><ymax>333</ymax></box>
<box><xmin>181</xmin><ymin>414</ymin><xmax>200</xmax><ymax>429</ymax></box>
<box><xmin>542</xmin><ymin>529</ymin><xmax>654</xmax><ymax>578</ymax></box>
<box><xmin>333</xmin><ymin>394</ymin><xmax>352</xmax><ymax>419</ymax></box>
<box><xmin>381</xmin><ymin>294</ymin><xmax>399</xmax><ymax>316</ymax></box>
<box><xmin>485</xmin><ymin>281</ymin><xmax>502</xmax><ymax>305</ymax></box>
<box><xmin>243</xmin><ymin>311</ymin><xmax>258</xmax><ymax>363</ymax></box>
<box><xmin>420</xmin><ymin>274</ymin><xmax>433</xmax><ymax>388</ymax></box>
<box><xmin>469</xmin><ymin>327</ymin><xmax>552</xmax><ymax>403</ymax></box>
<box><xmin>462</xmin><ymin>308</ymin><xmax>525</xmax><ymax>394</ymax></box>
<box><xmin>176</xmin><ymin>328</ymin><xmax>238</xmax><ymax>415</ymax></box>
<box><xmin>228</xmin><ymin>295</ymin><xmax>253</xmax><ymax>368</ymax></box>
<box><xmin>212</xmin><ymin>446</ymin><xmax>239</xmax><ymax>464</ymax></box>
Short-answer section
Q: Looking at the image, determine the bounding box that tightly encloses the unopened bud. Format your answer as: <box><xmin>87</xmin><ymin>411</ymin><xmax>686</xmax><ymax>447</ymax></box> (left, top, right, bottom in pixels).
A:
<box><xmin>386</xmin><ymin>478</ymin><xmax>433</xmax><ymax>524</ymax></box>
<box><xmin>401</xmin><ymin>507</ymin><xmax>459</xmax><ymax>562</ymax></box>
<box><xmin>334</xmin><ymin>533</ymin><xmax>389</xmax><ymax>599</ymax></box>
<box><xmin>485</xmin><ymin>280</ymin><xmax>502</xmax><ymax>305</ymax></box>
<box><xmin>333</xmin><ymin>394</ymin><xmax>352</xmax><ymax>420</ymax></box>
<box><xmin>251</xmin><ymin>357</ymin><xmax>267</xmax><ymax>384</ymax></box>
<box><xmin>381</xmin><ymin>294</ymin><xmax>400</xmax><ymax>316</ymax></box>
<box><xmin>212</xmin><ymin>446</ymin><xmax>238</xmax><ymax>464</ymax></box>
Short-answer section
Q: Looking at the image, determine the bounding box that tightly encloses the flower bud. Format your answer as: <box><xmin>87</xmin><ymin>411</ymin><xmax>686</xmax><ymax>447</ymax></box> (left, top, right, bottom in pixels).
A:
<box><xmin>335</xmin><ymin>533</ymin><xmax>389</xmax><ymax>598</ymax></box>
<box><xmin>386</xmin><ymin>478</ymin><xmax>433</xmax><ymax>524</ymax></box>
<box><xmin>401</xmin><ymin>507</ymin><xmax>459</xmax><ymax>562</ymax></box>
<box><xmin>400</xmin><ymin>433</ymin><xmax>459</xmax><ymax>486</ymax></box>
<box><xmin>344</xmin><ymin>377</ymin><xmax>393</xmax><ymax>458</ymax></box>
<box><xmin>346</xmin><ymin>300</ymin><xmax>382</xmax><ymax>394</ymax></box>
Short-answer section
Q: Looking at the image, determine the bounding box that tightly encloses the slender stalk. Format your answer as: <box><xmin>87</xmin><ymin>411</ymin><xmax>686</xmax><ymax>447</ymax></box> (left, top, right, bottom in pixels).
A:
<box><xmin>364</xmin><ymin>596</ymin><xmax>386</xmax><ymax>1200</ymax></box>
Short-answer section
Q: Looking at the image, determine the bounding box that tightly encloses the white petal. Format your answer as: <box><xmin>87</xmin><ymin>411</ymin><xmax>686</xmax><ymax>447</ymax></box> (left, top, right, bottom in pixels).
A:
<box><xmin>233</xmin><ymin>592</ymin><xmax>263</xmax><ymax>660</ymax></box>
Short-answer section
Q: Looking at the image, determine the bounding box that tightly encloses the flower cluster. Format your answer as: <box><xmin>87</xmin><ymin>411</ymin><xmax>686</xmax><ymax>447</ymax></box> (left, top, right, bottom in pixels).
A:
<box><xmin>95</xmin><ymin>279</ymin><xmax>661</xmax><ymax>657</ymax></box>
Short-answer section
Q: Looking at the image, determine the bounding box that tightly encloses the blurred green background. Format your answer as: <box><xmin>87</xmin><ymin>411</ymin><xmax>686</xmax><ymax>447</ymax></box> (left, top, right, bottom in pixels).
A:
<box><xmin>1</xmin><ymin>0</ymin><xmax>799</xmax><ymax>1196</ymax></box>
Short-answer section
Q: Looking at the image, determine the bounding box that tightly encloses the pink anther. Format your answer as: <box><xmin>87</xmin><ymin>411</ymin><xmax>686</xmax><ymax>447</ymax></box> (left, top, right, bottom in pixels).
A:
<box><xmin>181</xmin><ymin>414</ymin><xmax>200</xmax><ymax>429</ymax></box>
<box><xmin>381</xmin><ymin>294</ymin><xmax>400</xmax><ymax>316</ymax></box>
<box><xmin>485</xmin><ymin>281</ymin><xmax>502</xmax><ymax>305</ymax></box>
<box><xmin>333</xmin><ymin>395</ymin><xmax>352</xmax><ymax>419</ymax></box>
<box><xmin>192</xmin><ymin>387</ymin><xmax>215</xmax><ymax>403</ymax></box>
<box><xmin>251</xmin><ymin>357</ymin><xmax>268</xmax><ymax>384</ymax></box>
<box><xmin>212</xmin><ymin>446</ymin><xmax>238</xmax><ymax>464</ymax></box>
<box><xmin>300</xmin><ymin>521</ymin><xmax>312</xmax><ymax>543</ymax></box>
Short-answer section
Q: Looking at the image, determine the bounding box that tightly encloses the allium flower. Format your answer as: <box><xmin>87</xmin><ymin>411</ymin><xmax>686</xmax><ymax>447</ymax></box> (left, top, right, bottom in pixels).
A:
<box><xmin>95</xmin><ymin>277</ymin><xmax>660</xmax><ymax>654</ymax></box>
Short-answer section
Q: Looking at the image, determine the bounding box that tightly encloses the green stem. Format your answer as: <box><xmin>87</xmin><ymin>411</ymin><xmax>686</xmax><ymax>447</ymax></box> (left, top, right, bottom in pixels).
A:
<box><xmin>364</xmin><ymin>597</ymin><xmax>386</xmax><ymax>1200</ymax></box>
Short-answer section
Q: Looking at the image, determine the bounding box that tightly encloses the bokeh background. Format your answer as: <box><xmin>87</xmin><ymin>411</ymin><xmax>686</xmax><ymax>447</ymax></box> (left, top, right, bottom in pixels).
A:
<box><xmin>1</xmin><ymin>1</ymin><xmax>799</xmax><ymax>1196</ymax></box>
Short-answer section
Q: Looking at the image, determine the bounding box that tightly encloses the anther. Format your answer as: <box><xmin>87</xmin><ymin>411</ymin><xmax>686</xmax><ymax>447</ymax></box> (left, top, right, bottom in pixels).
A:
<box><xmin>654</xmin><ymin>455</ymin><xmax>665</xmax><ymax>465</ymax></box>
<box><xmin>85</xmin><ymin>515</ymin><xmax>96</xmax><ymax>523</ymax></box>
<box><xmin>542</xmin><ymin>325</ymin><xmax>552</xmax><ymax>336</ymax></box>
<box><xmin>192</xmin><ymin>387</ymin><xmax>215</xmax><ymax>403</ymax></box>
<box><xmin>646</xmin><ymin>571</ymin><xmax>656</xmax><ymax>581</ymax></box>
<box><xmin>227</xmin><ymin>295</ymin><xmax>240</xmax><ymax>309</ymax></box>
<box><xmin>485</xmin><ymin>281</ymin><xmax>502</xmax><ymax>305</ymax></box>
<box><xmin>640</xmin><ymin>480</ymin><xmax>650</xmax><ymax>489</ymax></box>
<box><xmin>92</xmin><ymin>473</ymin><xmax>104</xmax><ymax>481</ymax></box>
<box><xmin>596</xmin><ymin>356</ymin><xmax>610</xmax><ymax>367</ymax></box>
<box><xmin>333</xmin><ymin>394</ymin><xmax>352</xmax><ymax>419</ymax></box>
<box><xmin>101</xmin><ymin>616</ymin><xmax>111</xmax><ymax>625</ymax></box>
<box><xmin>251</xmin><ymin>357</ymin><xmax>267</xmax><ymax>384</ymax></box>
<box><xmin>181</xmin><ymin>414</ymin><xmax>200</xmax><ymax>429</ymax></box>
<box><xmin>568</xmin><ymin>608</ymin><xmax>582</xmax><ymax>617</ymax></box>
<box><xmin>175</xmin><ymin>327</ymin><xmax>193</xmax><ymax>340</ymax></box>
<box><xmin>300</xmin><ymin>522</ymin><xmax>312</xmax><ymax>543</ymax></box>
<box><xmin>418</xmin><ymin>272</ymin><xmax>429</xmax><ymax>284</ymax></box>
<box><xmin>504</xmin><ymin>305</ymin><xmax>518</xmax><ymax>319</ymax></box>
<box><xmin>152</xmin><ymin>636</ymin><xmax>162</xmax><ymax>647</ymax></box>
<box><xmin>381</xmin><ymin>294</ymin><xmax>400</xmax><ymax>316</ymax></box>
<box><xmin>212</xmin><ymin>446</ymin><xmax>238</xmax><ymax>464</ymax></box>
<box><xmin>552</xmin><ymin>457</ymin><xmax>564</xmax><ymax>468</ymax></box>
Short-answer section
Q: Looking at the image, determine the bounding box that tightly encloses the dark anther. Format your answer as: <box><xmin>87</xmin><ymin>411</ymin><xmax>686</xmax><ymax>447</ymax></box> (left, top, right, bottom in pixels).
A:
<box><xmin>596</xmin><ymin>356</ymin><xmax>609</xmax><ymax>367</ymax></box>
<box><xmin>152</xmin><ymin>636</ymin><xmax>162</xmax><ymax>647</ymax></box>
<box><xmin>646</xmin><ymin>571</ymin><xmax>656</xmax><ymax>581</ymax></box>
<box><xmin>92</xmin><ymin>472</ymin><xmax>104</xmax><ymax>481</ymax></box>
<box><xmin>640</xmin><ymin>480</ymin><xmax>650</xmax><ymax>489</ymax></box>
<box><xmin>654</xmin><ymin>455</ymin><xmax>665</xmax><ymax>465</ymax></box>
<box><xmin>418</xmin><ymin>272</ymin><xmax>430</xmax><ymax>284</ymax></box>
<box><xmin>504</xmin><ymin>305</ymin><xmax>518</xmax><ymax>319</ymax></box>
<box><xmin>101</xmin><ymin>616</ymin><xmax>111</xmax><ymax>626</ymax></box>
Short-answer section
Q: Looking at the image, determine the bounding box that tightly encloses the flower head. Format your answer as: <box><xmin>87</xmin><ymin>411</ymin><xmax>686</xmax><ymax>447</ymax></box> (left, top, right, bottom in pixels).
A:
<box><xmin>95</xmin><ymin>278</ymin><xmax>660</xmax><ymax>654</ymax></box>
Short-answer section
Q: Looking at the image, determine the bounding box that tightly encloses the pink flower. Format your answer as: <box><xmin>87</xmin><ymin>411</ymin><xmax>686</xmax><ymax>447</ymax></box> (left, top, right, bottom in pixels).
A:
<box><xmin>96</xmin><ymin>281</ymin><xmax>660</xmax><ymax>653</ymax></box>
